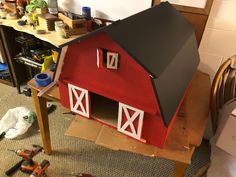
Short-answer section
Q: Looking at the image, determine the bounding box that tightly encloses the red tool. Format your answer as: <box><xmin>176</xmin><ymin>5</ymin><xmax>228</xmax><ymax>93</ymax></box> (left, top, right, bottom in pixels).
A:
<box><xmin>30</xmin><ymin>160</ymin><xmax>50</xmax><ymax>177</ymax></box>
<box><xmin>8</xmin><ymin>145</ymin><xmax>43</xmax><ymax>174</ymax></box>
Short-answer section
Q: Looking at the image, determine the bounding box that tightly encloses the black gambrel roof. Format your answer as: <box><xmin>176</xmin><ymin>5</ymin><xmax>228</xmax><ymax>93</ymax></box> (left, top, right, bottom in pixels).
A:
<box><xmin>60</xmin><ymin>2</ymin><xmax>200</xmax><ymax>127</ymax></box>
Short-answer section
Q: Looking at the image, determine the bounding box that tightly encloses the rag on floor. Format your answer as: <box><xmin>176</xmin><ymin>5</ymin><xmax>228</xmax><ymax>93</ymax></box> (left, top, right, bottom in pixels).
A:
<box><xmin>0</xmin><ymin>107</ymin><xmax>34</xmax><ymax>139</ymax></box>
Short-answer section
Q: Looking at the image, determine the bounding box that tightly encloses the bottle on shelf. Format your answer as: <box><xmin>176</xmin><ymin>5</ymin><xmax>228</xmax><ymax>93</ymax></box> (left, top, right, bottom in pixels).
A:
<box><xmin>48</xmin><ymin>0</ymin><xmax>58</xmax><ymax>15</ymax></box>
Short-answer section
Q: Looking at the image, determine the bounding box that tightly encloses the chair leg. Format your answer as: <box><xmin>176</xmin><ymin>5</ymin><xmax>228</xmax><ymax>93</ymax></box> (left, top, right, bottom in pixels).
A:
<box><xmin>193</xmin><ymin>162</ymin><xmax>210</xmax><ymax>177</ymax></box>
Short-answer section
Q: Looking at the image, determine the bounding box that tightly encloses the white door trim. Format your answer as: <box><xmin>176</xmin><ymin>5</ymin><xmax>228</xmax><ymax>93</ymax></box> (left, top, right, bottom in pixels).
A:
<box><xmin>117</xmin><ymin>102</ymin><xmax>144</xmax><ymax>140</ymax></box>
<box><xmin>68</xmin><ymin>83</ymin><xmax>90</xmax><ymax>118</ymax></box>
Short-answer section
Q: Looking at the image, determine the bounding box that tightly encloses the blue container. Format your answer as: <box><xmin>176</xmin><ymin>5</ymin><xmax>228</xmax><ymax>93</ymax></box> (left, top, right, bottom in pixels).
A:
<box><xmin>82</xmin><ymin>6</ymin><xmax>91</xmax><ymax>20</ymax></box>
<box><xmin>0</xmin><ymin>63</ymin><xmax>8</xmax><ymax>71</ymax></box>
<box><xmin>34</xmin><ymin>73</ymin><xmax>52</xmax><ymax>87</ymax></box>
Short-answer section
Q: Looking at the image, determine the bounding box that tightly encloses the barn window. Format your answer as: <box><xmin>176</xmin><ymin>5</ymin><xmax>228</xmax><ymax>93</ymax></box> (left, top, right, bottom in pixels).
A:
<box><xmin>96</xmin><ymin>48</ymin><xmax>120</xmax><ymax>69</ymax></box>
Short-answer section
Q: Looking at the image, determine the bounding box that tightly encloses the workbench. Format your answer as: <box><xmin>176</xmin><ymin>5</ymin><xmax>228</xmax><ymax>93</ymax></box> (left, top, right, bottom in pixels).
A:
<box><xmin>28</xmin><ymin>70</ymin><xmax>211</xmax><ymax>177</ymax></box>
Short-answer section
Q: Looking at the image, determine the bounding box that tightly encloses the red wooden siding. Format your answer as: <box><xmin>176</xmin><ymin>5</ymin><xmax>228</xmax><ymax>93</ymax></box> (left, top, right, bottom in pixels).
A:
<box><xmin>59</xmin><ymin>32</ymin><xmax>159</xmax><ymax>115</ymax></box>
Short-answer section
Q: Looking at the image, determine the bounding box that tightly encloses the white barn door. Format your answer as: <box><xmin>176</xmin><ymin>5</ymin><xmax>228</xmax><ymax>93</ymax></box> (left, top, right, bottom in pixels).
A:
<box><xmin>68</xmin><ymin>83</ymin><xmax>90</xmax><ymax>118</ymax></box>
<box><xmin>117</xmin><ymin>102</ymin><xmax>144</xmax><ymax>140</ymax></box>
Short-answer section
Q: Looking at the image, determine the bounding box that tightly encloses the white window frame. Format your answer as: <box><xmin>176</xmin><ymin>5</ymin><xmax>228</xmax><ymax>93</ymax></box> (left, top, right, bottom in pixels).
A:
<box><xmin>106</xmin><ymin>52</ymin><xmax>119</xmax><ymax>69</ymax></box>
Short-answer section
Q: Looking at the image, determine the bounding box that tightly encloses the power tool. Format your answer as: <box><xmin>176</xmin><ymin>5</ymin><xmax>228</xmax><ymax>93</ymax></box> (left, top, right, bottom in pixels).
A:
<box><xmin>30</xmin><ymin>160</ymin><xmax>50</xmax><ymax>177</ymax></box>
<box><xmin>9</xmin><ymin>145</ymin><xmax>43</xmax><ymax>174</ymax></box>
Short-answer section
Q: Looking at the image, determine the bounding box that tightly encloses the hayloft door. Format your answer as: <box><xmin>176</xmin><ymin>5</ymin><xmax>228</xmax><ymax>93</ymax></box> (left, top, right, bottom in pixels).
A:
<box><xmin>68</xmin><ymin>83</ymin><xmax>90</xmax><ymax>118</ymax></box>
<box><xmin>117</xmin><ymin>103</ymin><xmax>144</xmax><ymax>140</ymax></box>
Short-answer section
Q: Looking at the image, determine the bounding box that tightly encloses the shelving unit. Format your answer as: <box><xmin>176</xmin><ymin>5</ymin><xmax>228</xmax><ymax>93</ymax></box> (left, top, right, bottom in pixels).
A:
<box><xmin>0</xmin><ymin>25</ymin><xmax>52</xmax><ymax>93</ymax></box>
<box><xmin>0</xmin><ymin>18</ymin><xmax>84</xmax><ymax>93</ymax></box>
<box><xmin>0</xmin><ymin>26</ymin><xmax>14</xmax><ymax>86</ymax></box>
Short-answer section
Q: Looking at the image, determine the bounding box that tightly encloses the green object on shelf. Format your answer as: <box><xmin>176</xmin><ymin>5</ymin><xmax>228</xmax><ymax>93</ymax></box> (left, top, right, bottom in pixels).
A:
<box><xmin>26</xmin><ymin>0</ymin><xmax>48</xmax><ymax>13</ymax></box>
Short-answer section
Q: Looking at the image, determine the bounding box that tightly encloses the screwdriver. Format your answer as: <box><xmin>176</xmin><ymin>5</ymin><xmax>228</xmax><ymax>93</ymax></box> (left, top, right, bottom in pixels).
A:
<box><xmin>63</xmin><ymin>173</ymin><xmax>94</xmax><ymax>177</ymax></box>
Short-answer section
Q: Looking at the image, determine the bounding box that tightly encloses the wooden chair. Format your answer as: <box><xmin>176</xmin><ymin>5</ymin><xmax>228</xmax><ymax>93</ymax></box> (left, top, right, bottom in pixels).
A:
<box><xmin>194</xmin><ymin>55</ymin><xmax>236</xmax><ymax>177</ymax></box>
<box><xmin>210</xmin><ymin>55</ymin><xmax>236</xmax><ymax>134</ymax></box>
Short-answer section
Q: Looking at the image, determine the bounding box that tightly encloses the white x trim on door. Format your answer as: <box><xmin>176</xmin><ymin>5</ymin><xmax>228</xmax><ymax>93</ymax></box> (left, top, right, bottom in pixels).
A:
<box><xmin>68</xmin><ymin>83</ymin><xmax>90</xmax><ymax>118</ymax></box>
<box><xmin>117</xmin><ymin>102</ymin><xmax>144</xmax><ymax>140</ymax></box>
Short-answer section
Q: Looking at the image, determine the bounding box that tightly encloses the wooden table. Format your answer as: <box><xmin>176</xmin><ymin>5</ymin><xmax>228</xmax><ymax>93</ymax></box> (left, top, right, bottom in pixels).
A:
<box><xmin>28</xmin><ymin>70</ymin><xmax>211</xmax><ymax>177</ymax></box>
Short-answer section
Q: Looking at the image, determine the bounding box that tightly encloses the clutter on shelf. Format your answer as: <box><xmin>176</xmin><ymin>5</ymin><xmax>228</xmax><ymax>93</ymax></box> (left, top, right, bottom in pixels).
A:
<box><xmin>14</xmin><ymin>33</ymin><xmax>58</xmax><ymax>74</ymax></box>
<box><xmin>0</xmin><ymin>0</ymin><xmax>112</xmax><ymax>39</ymax></box>
<box><xmin>25</xmin><ymin>0</ymin><xmax>47</xmax><ymax>14</ymax></box>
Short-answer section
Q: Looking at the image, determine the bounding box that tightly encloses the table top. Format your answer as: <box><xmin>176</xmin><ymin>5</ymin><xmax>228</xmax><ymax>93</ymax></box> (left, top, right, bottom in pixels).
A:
<box><xmin>28</xmin><ymin>70</ymin><xmax>211</xmax><ymax>163</ymax></box>
<box><xmin>0</xmin><ymin>19</ymin><xmax>85</xmax><ymax>48</ymax></box>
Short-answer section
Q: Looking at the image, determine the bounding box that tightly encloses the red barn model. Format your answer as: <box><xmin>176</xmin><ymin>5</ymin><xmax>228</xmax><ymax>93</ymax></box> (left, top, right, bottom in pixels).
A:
<box><xmin>58</xmin><ymin>2</ymin><xmax>199</xmax><ymax>148</ymax></box>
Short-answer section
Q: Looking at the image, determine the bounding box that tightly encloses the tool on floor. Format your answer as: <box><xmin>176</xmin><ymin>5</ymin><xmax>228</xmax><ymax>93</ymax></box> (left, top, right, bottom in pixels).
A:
<box><xmin>30</xmin><ymin>159</ymin><xmax>50</xmax><ymax>177</ymax></box>
<box><xmin>8</xmin><ymin>145</ymin><xmax>44</xmax><ymax>174</ymax></box>
<box><xmin>47</xmin><ymin>103</ymin><xmax>57</xmax><ymax>114</ymax></box>
<box><xmin>23</xmin><ymin>87</ymin><xmax>32</xmax><ymax>97</ymax></box>
<box><xmin>0</xmin><ymin>131</ymin><xmax>5</xmax><ymax>141</ymax></box>
<box><xmin>63</xmin><ymin>172</ymin><xmax>94</xmax><ymax>177</ymax></box>
<box><xmin>5</xmin><ymin>159</ymin><xmax>25</xmax><ymax>176</ymax></box>
<box><xmin>63</xmin><ymin>111</ymin><xmax>76</xmax><ymax>115</ymax></box>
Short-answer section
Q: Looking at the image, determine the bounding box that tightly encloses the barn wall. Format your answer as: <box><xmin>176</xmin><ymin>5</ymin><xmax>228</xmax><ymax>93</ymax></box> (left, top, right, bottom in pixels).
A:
<box><xmin>59</xmin><ymin>32</ymin><xmax>158</xmax><ymax>114</ymax></box>
<box><xmin>58</xmin><ymin>32</ymin><xmax>174</xmax><ymax>147</ymax></box>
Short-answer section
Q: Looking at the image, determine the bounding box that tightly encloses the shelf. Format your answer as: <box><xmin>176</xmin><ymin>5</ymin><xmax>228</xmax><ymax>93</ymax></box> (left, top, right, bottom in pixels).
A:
<box><xmin>0</xmin><ymin>19</ymin><xmax>85</xmax><ymax>48</ymax></box>
<box><xmin>0</xmin><ymin>77</ymin><xmax>13</xmax><ymax>86</ymax></box>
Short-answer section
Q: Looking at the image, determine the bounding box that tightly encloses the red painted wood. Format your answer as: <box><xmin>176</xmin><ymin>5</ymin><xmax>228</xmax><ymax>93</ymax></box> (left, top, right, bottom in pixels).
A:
<box><xmin>58</xmin><ymin>32</ymin><xmax>178</xmax><ymax>148</ymax></box>
<box><xmin>60</xmin><ymin>32</ymin><xmax>159</xmax><ymax>115</ymax></box>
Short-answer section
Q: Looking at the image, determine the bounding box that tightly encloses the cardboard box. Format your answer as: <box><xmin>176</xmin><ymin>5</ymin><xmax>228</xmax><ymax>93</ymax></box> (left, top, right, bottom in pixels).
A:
<box><xmin>38</xmin><ymin>14</ymin><xmax>59</xmax><ymax>31</ymax></box>
<box><xmin>58</xmin><ymin>13</ymin><xmax>87</xmax><ymax>34</ymax></box>
<box><xmin>65</xmin><ymin>114</ymin><xmax>192</xmax><ymax>162</ymax></box>
<box><xmin>4</xmin><ymin>1</ymin><xmax>17</xmax><ymax>13</ymax></box>
<box><xmin>216</xmin><ymin>115</ymin><xmax>236</xmax><ymax>158</ymax></box>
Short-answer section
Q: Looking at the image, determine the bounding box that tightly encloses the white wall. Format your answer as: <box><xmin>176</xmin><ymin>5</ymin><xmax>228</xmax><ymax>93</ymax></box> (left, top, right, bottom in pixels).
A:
<box><xmin>199</xmin><ymin>0</ymin><xmax>236</xmax><ymax>81</ymax></box>
<box><xmin>199</xmin><ymin>0</ymin><xmax>236</xmax><ymax>138</ymax></box>
<box><xmin>55</xmin><ymin>0</ymin><xmax>152</xmax><ymax>21</ymax></box>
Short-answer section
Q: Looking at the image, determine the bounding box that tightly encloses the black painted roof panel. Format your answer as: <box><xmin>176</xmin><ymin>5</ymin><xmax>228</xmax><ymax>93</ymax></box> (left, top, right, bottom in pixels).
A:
<box><xmin>104</xmin><ymin>2</ymin><xmax>195</xmax><ymax>78</ymax></box>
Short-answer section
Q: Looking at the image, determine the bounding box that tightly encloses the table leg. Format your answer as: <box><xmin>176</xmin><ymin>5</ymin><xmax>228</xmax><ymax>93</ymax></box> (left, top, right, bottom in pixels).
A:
<box><xmin>32</xmin><ymin>88</ymin><xmax>52</xmax><ymax>155</ymax></box>
<box><xmin>172</xmin><ymin>146</ymin><xmax>196</xmax><ymax>177</ymax></box>
<box><xmin>172</xmin><ymin>162</ymin><xmax>189</xmax><ymax>177</ymax></box>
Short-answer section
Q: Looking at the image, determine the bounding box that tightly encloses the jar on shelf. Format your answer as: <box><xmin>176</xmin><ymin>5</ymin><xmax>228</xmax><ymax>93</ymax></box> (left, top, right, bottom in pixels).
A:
<box><xmin>0</xmin><ymin>8</ymin><xmax>7</xmax><ymax>19</ymax></box>
<box><xmin>54</xmin><ymin>21</ymin><xmax>65</xmax><ymax>36</ymax></box>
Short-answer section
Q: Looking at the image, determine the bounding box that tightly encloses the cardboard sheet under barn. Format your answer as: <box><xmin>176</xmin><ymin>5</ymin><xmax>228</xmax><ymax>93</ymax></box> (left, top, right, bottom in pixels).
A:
<box><xmin>58</xmin><ymin>2</ymin><xmax>200</xmax><ymax>148</ymax></box>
